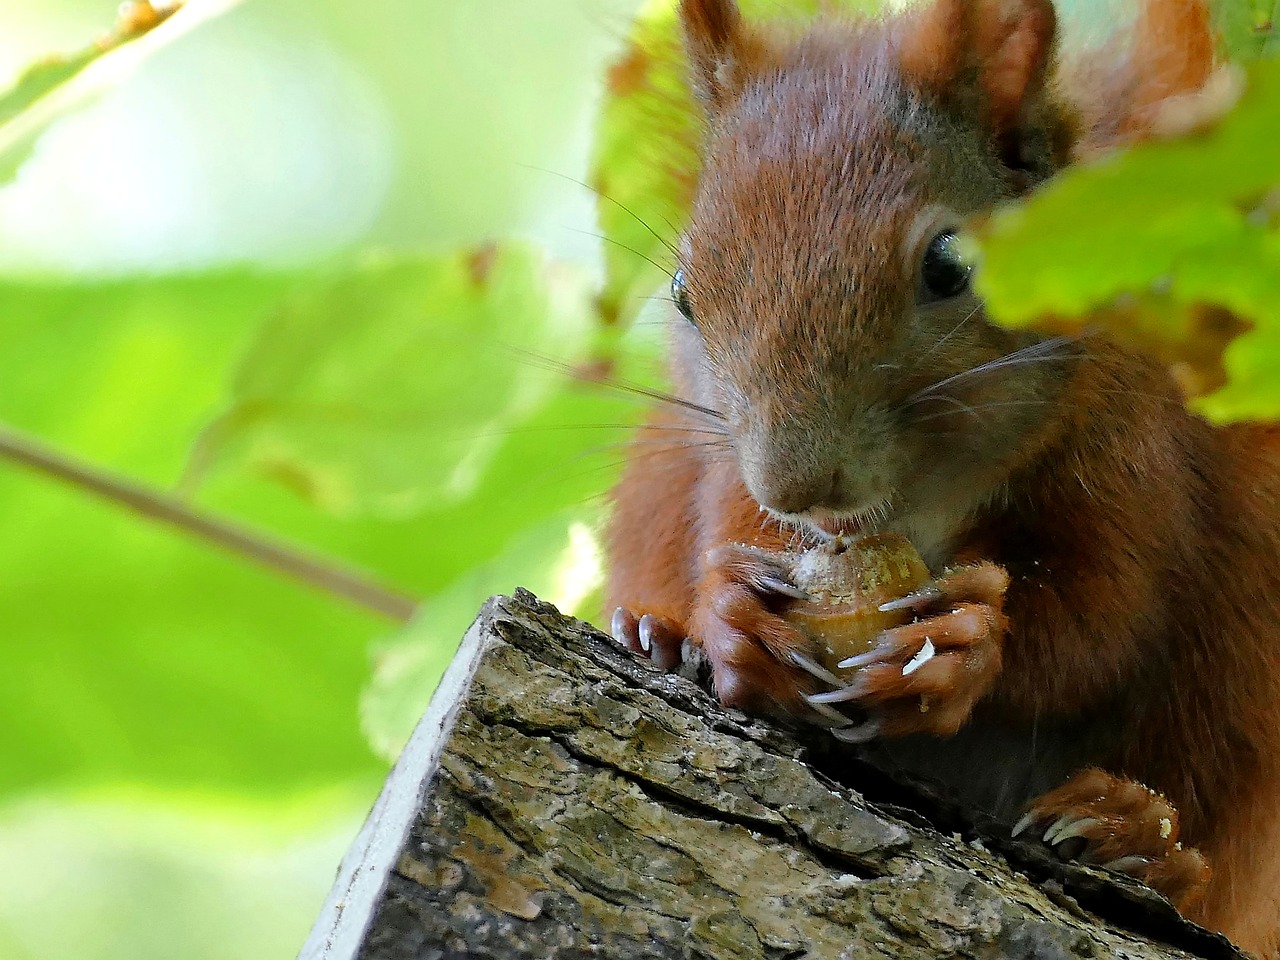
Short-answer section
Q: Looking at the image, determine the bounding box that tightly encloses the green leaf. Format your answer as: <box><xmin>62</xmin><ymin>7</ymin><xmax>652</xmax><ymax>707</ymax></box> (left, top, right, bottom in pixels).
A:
<box><xmin>187</xmin><ymin>245</ymin><xmax>596</xmax><ymax>517</ymax></box>
<box><xmin>590</xmin><ymin>0</ymin><xmax>883</xmax><ymax>328</ymax></box>
<box><xmin>0</xmin><ymin>258</ymin><xmax>649</xmax><ymax>796</ymax></box>
<box><xmin>361</xmin><ymin>508</ymin><xmax>607</xmax><ymax>759</ymax></box>
<box><xmin>1213</xmin><ymin>0</ymin><xmax>1279</xmax><ymax>62</ymax></box>
<box><xmin>0</xmin><ymin>0</ymin><xmax>245</xmax><ymax>183</ymax></box>
<box><xmin>0</xmin><ymin>271</ymin><xmax>386</xmax><ymax>796</ymax></box>
<box><xmin>975</xmin><ymin>59</ymin><xmax>1280</xmax><ymax>420</ymax></box>
<box><xmin>0</xmin><ymin>4</ymin><xmax>177</xmax><ymax>126</ymax></box>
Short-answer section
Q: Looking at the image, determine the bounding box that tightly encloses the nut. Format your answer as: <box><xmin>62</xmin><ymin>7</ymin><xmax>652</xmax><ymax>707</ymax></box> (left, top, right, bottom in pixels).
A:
<box><xmin>784</xmin><ymin>533</ymin><xmax>930</xmax><ymax>674</ymax></box>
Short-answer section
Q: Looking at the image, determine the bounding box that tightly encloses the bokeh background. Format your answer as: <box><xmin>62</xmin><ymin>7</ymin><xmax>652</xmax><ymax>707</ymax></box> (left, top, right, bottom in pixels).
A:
<box><xmin>0</xmin><ymin>2</ymin><xmax>646</xmax><ymax>957</ymax></box>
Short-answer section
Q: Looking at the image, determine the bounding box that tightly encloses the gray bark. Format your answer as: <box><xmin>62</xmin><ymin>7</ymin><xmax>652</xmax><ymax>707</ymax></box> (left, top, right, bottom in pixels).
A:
<box><xmin>300</xmin><ymin>590</ymin><xmax>1245</xmax><ymax>960</ymax></box>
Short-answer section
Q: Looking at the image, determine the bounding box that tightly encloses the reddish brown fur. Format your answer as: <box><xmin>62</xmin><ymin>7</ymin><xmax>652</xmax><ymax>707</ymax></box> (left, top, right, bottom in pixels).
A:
<box><xmin>900</xmin><ymin>0</ymin><xmax>1057</xmax><ymax>131</ymax></box>
<box><xmin>607</xmin><ymin>0</ymin><xmax>1280</xmax><ymax>953</ymax></box>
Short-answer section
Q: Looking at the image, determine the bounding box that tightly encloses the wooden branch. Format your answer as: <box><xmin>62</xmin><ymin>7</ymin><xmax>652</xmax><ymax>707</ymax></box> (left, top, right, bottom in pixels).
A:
<box><xmin>0</xmin><ymin>421</ymin><xmax>417</xmax><ymax>622</ymax></box>
<box><xmin>299</xmin><ymin>590</ymin><xmax>1245</xmax><ymax>960</ymax></box>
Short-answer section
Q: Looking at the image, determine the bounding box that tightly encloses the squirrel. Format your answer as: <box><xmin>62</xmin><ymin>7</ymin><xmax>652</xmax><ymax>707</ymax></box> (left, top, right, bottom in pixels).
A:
<box><xmin>603</xmin><ymin>0</ymin><xmax>1280</xmax><ymax>954</ymax></box>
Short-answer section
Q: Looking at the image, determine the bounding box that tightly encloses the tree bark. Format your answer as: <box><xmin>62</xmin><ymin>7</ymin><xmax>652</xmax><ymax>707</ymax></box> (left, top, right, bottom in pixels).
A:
<box><xmin>299</xmin><ymin>590</ymin><xmax>1245</xmax><ymax>960</ymax></box>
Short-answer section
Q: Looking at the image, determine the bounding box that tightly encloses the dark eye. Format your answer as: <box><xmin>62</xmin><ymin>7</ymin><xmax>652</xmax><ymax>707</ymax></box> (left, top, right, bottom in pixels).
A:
<box><xmin>671</xmin><ymin>268</ymin><xmax>695</xmax><ymax>323</ymax></box>
<box><xmin>920</xmin><ymin>232</ymin><xmax>973</xmax><ymax>302</ymax></box>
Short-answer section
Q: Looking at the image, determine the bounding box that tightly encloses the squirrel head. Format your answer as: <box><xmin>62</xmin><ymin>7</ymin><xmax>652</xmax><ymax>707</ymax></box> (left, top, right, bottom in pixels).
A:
<box><xmin>673</xmin><ymin>0</ymin><xmax>1082</xmax><ymax>549</ymax></box>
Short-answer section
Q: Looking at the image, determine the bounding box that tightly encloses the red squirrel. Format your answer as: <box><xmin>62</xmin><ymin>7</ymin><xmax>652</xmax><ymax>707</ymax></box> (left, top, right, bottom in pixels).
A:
<box><xmin>604</xmin><ymin>0</ymin><xmax>1280</xmax><ymax>953</ymax></box>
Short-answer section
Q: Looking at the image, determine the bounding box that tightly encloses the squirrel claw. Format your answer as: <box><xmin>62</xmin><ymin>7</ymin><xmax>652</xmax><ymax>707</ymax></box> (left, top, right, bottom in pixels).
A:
<box><xmin>761</xmin><ymin>576</ymin><xmax>812</xmax><ymax>601</ymax></box>
<box><xmin>830</xmin><ymin>718</ymin><xmax>881</xmax><ymax>743</ymax></box>
<box><xmin>610</xmin><ymin>607</ymin><xmax>687</xmax><ymax>672</ymax></box>
<box><xmin>878</xmin><ymin>583</ymin><xmax>946</xmax><ymax>612</ymax></box>
<box><xmin>788</xmin><ymin>650</ymin><xmax>845</xmax><ymax>687</ymax></box>
<box><xmin>881</xmin><ymin>562</ymin><xmax>1010</xmax><ymax>614</ymax></box>
<box><xmin>1046</xmin><ymin>815</ymin><xmax>1102</xmax><ymax>847</ymax></box>
<box><xmin>803</xmin><ymin>695</ymin><xmax>853</xmax><ymax>726</ymax></box>
<box><xmin>1018</xmin><ymin>769</ymin><xmax>1211</xmax><ymax>912</ymax></box>
<box><xmin>611</xmin><ymin>607</ymin><xmax>641</xmax><ymax>652</ymax></box>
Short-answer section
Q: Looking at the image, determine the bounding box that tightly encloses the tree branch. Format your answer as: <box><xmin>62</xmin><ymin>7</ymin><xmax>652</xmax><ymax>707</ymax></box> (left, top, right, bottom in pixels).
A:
<box><xmin>301</xmin><ymin>591</ymin><xmax>1245</xmax><ymax>960</ymax></box>
<box><xmin>0</xmin><ymin>420</ymin><xmax>418</xmax><ymax>623</ymax></box>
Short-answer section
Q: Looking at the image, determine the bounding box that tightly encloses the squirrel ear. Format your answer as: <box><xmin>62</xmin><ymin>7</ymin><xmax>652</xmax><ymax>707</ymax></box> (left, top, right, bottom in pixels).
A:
<box><xmin>679</xmin><ymin>0</ymin><xmax>746</xmax><ymax>109</ymax></box>
<box><xmin>900</xmin><ymin>0</ymin><xmax>1063</xmax><ymax>176</ymax></box>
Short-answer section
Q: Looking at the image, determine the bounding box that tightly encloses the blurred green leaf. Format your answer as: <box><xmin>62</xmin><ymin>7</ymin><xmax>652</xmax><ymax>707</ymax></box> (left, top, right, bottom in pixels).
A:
<box><xmin>0</xmin><ymin>271</ymin><xmax>387</xmax><ymax>796</ymax></box>
<box><xmin>590</xmin><ymin>0</ymin><xmax>881</xmax><ymax>327</ymax></box>
<box><xmin>589</xmin><ymin>0</ymin><xmax>699</xmax><ymax>327</ymax></box>
<box><xmin>0</xmin><ymin>786</ymin><xmax>371</xmax><ymax>960</ymax></box>
<box><xmin>975</xmin><ymin>59</ymin><xmax>1280</xmax><ymax>420</ymax></box>
<box><xmin>188</xmin><ymin>246</ymin><xmax>596</xmax><ymax>517</ymax></box>
<box><xmin>0</xmin><ymin>259</ymin><xmax>652</xmax><ymax>796</ymax></box>
<box><xmin>1213</xmin><ymin>0</ymin><xmax>1279</xmax><ymax>61</ymax></box>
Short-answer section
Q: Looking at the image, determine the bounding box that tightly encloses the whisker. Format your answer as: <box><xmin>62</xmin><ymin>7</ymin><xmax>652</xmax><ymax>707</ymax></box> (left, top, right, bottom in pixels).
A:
<box><xmin>909</xmin><ymin>398</ymin><xmax>1053</xmax><ymax>426</ymax></box>
<box><xmin>902</xmin><ymin>335</ymin><xmax>1082</xmax><ymax>409</ymax></box>
<box><xmin>908</xmin><ymin>393</ymin><xmax>981</xmax><ymax>421</ymax></box>
<box><xmin>913</xmin><ymin>302</ymin><xmax>984</xmax><ymax>370</ymax></box>
<box><xmin>517</xmin><ymin>433</ymin><xmax>737</xmax><ymax>502</ymax></box>
<box><xmin>521</xmin><ymin>164</ymin><xmax>681</xmax><ymax>256</ymax></box>
<box><xmin>507</xmin><ymin>349</ymin><xmax>726</xmax><ymax>423</ymax></box>
<box><xmin>568</xmin><ymin>227</ymin><xmax>676</xmax><ymax>280</ymax></box>
<box><xmin>465</xmin><ymin>422</ymin><xmax>729</xmax><ymax>444</ymax></box>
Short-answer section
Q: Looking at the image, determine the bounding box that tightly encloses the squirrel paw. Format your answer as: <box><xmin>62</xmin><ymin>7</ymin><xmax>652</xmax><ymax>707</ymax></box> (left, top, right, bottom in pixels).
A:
<box><xmin>1014</xmin><ymin>768</ymin><xmax>1211</xmax><ymax>913</ymax></box>
<box><xmin>692</xmin><ymin>543</ymin><xmax>844</xmax><ymax>723</ymax></box>
<box><xmin>610</xmin><ymin>607</ymin><xmax>687</xmax><ymax>672</ymax></box>
<box><xmin>806</xmin><ymin>562</ymin><xmax>1008</xmax><ymax>739</ymax></box>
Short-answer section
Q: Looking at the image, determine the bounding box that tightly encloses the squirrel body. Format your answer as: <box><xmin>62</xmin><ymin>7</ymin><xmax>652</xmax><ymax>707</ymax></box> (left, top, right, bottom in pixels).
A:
<box><xmin>605</xmin><ymin>0</ymin><xmax>1280</xmax><ymax>953</ymax></box>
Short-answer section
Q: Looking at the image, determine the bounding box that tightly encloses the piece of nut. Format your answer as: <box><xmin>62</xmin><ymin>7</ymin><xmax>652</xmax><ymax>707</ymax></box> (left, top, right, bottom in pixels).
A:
<box><xmin>784</xmin><ymin>533</ymin><xmax>930</xmax><ymax>674</ymax></box>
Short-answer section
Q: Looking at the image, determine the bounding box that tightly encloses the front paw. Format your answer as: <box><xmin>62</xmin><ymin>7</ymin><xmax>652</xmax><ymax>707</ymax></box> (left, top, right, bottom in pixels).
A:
<box><xmin>691</xmin><ymin>543</ymin><xmax>846</xmax><ymax>722</ymax></box>
<box><xmin>807</xmin><ymin>562</ymin><xmax>1008</xmax><ymax>740</ymax></box>
<box><xmin>1015</xmin><ymin>768</ymin><xmax>1211</xmax><ymax>913</ymax></box>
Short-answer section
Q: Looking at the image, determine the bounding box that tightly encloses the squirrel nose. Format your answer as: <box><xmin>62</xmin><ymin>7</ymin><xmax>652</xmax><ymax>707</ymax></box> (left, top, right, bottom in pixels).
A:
<box><xmin>756</xmin><ymin>467</ymin><xmax>843</xmax><ymax>515</ymax></box>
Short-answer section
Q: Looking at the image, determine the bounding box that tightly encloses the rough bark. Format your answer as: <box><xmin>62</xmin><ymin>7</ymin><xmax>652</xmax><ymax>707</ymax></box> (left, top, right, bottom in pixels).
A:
<box><xmin>299</xmin><ymin>590</ymin><xmax>1245</xmax><ymax>960</ymax></box>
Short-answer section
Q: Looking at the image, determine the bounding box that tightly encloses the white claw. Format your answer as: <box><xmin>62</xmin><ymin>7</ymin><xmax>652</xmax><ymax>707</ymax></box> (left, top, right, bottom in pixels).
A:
<box><xmin>806</xmin><ymin>684</ymin><xmax>861</xmax><ymax>705</ymax></box>
<box><xmin>831</xmin><ymin>719</ymin><xmax>881</xmax><ymax>743</ymax></box>
<box><xmin>788</xmin><ymin>650</ymin><xmax>844</xmax><ymax>687</ymax></box>
<box><xmin>1046</xmin><ymin>816</ymin><xmax>1100</xmax><ymax>845</ymax></box>
<box><xmin>1103</xmin><ymin>855</ymin><xmax>1152</xmax><ymax>874</ymax></box>
<box><xmin>837</xmin><ymin>647</ymin><xmax>885</xmax><ymax>670</ymax></box>
<box><xmin>761</xmin><ymin>576</ymin><xmax>811</xmax><ymax>600</ymax></box>
<box><xmin>804</xmin><ymin>697</ymin><xmax>848</xmax><ymax>725</ymax></box>
<box><xmin>1043</xmin><ymin>814</ymin><xmax>1078</xmax><ymax>846</ymax></box>
<box><xmin>610</xmin><ymin>608</ymin><xmax>630</xmax><ymax>646</ymax></box>
<box><xmin>1011</xmin><ymin>812</ymin><xmax>1037</xmax><ymax>838</ymax></box>
<box><xmin>637</xmin><ymin>616</ymin><xmax>652</xmax><ymax>653</ymax></box>
<box><xmin>879</xmin><ymin>584</ymin><xmax>945</xmax><ymax>612</ymax></box>
<box><xmin>901</xmin><ymin>638</ymin><xmax>936</xmax><ymax>676</ymax></box>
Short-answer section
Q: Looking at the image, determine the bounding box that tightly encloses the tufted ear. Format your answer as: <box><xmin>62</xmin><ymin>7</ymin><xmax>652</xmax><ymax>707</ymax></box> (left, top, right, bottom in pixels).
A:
<box><xmin>899</xmin><ymin>0</ymin><xmax>1066</xmax><ymax>180</ymax></box>
<box><xmin>679</xmin><ymin>0</ymin><xmax>747</xmax><ymax>110</ymax></box>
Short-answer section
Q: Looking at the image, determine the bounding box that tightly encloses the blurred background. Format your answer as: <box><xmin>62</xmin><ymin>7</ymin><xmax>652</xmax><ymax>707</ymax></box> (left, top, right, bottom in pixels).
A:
<box><xmin>0</xmin><ymin>1</ymin><xmax>647</xmax><ymax>957</ymax></box>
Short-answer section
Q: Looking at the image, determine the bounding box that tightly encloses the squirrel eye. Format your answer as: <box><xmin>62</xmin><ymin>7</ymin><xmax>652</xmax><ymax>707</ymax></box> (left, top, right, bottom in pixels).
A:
<box><xmin>920</xmin><ymin>232</ymin><xmax>973</xmax><ymax>302</ymax></box>
<box><xmin>672</xmin><ymin>269</ymin><xmax>695</xmax><ymax>323</ymax></box>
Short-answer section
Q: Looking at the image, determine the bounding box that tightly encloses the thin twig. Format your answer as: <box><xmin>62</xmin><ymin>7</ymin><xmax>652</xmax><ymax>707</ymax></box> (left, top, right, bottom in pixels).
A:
<box><xmin>0</xmin><ymin>421</ymin><xmax>419</xmax><ymax>623</ymax></box>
